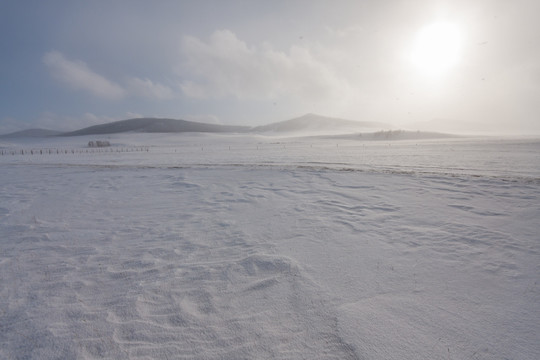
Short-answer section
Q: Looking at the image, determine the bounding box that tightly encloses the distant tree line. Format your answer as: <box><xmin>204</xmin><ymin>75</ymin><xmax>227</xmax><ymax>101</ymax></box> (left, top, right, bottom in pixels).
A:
<box><xmin>88</xmin><ymin>140</ymin><xmax>111</xmax><ymax>147</ymax></box>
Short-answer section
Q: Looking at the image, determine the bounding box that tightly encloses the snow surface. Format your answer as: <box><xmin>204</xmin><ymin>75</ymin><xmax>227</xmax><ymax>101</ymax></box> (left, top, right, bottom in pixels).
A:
<box><xmin>1</xmin><ymin>134</ymin><xmax>539</xmax><ymax>359</ymax></box>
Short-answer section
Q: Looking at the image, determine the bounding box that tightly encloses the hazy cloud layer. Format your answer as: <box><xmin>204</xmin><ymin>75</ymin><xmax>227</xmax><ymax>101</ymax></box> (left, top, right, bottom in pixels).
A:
<box><xmin>178</xmin><ymin>30</ymin><xmax>352</xmax><ymax>104</ymax></box>
<box><xmin>43</xmin><ymin>51</ymin><xmax>126</xmax><ymax>100</ymax></box>
<box><xmin>125</xmin><ymin>77</ymin><xmax>175</xmax><ymax>100</ymax></box>
<box><xmin>2</xmin><ymin>1</ymin><xmax>539</xmax><ymax>133</ymax></box>
<box><xmin>44</xmin><ymin>52</ymin><xmax>176</xmax><ymax>101</ymax></box>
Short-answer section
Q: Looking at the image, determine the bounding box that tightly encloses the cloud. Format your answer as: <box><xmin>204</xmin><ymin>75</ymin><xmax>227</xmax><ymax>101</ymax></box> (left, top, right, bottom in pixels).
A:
<box><xmin>177</xmin><ymin>30</ymin><xmax>353</xmax><ymax>104</ymax></box>
<box><xmin>44</xmin><ymin>51</ymin><xmax>176</xmax><ymax>101</ymax></box>
<box><xmin>126</xmin><ymin>77</ymin><xmax>175</xmax><ymax>100</ymax></box>
<box><xmin>43</xmin><ymin>51</ymin><xmax>126</xmax><ymax>99</ymax></box>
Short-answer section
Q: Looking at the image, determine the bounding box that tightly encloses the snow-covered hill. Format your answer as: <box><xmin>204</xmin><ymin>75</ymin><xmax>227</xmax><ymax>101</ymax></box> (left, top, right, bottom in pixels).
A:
<box><xmin>0</xmin><ymin>128</ymin><xmax>62</xmax><ymax>138</ymax></box>
<box><xmin>252</xmin><ymin>113</ymin><xmax>389</xmax><ymax>134</ymax></box>
<box><xmin>60</xmin><ymin>117</ymin><xmax>250</xmax><ymax>136</ymax></box>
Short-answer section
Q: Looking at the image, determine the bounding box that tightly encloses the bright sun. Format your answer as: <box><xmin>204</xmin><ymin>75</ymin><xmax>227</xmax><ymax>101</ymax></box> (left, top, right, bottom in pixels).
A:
<box><xmin>410</xmin><ymin>22</ymin><xmax>462</xmax><ymax>77</ymax></box>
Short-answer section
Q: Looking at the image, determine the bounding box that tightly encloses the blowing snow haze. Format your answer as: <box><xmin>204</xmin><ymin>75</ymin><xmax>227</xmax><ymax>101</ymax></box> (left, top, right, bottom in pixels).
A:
<box><xmin>2</xmin><ymin>2</ymin><xmax>540</xmax><ymax>358</ymax></box>
<box><xmin>1</xmin><ymin>1</ymin><xmax>539</xmax><ymax>135</ymax></box>
<box><xmin>0</xmin><ymin>113</ymin><xmax>393</xmax><ymax>138</ymax></box>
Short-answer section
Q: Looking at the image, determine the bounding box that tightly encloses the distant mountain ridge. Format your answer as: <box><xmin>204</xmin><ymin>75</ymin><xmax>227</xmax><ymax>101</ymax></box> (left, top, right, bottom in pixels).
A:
<box><xmin>1</xmin><ymin>114</ymin><xmax>391</xmax><ymax>137</ymax></box>
<box><xmin>0</xmin><ymin>128</ymin><xmax>62</xmax><ymax>138</ymax></box>
<box><xmin>252</xmin><ymin>113</ymin><xmax>388</xmax><ymax>133</ymax></box>
<box><xmin>60</xmin><ymin>118</ymin><xmax>251</xmax><ymax>136</ymax></box>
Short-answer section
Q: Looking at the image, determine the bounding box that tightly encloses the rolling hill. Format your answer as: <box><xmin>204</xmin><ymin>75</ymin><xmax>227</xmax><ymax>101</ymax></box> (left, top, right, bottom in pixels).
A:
<box><xmin>0</xmin><ymin>128</ymin><xmax>62</xmax><ymax>138</ymax></box>
<box><xmin>54</xmin><ymin>114</ymin><xmax>390</xmax><ymax>137</ymax></box>
<box><xmin>1</xmin><ymin>114</ymin><xmax>429</xmax><ymax>138</ymax></box>
<box><xmin>60</xmin><ymin>118</ymin><xmax>250</xmax><ymax>136</ymax></box>
<box><xmin>252</xmin><ymin>113</ymin><xmax>389</xmax><ymax>134</ymax></box>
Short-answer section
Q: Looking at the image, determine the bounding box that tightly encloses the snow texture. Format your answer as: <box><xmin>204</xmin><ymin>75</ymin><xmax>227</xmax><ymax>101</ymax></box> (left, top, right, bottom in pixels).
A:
<box><xmin>1</xmin><ymin>134</ymin><xmax>539</xmax><ymax>359</ymax></box>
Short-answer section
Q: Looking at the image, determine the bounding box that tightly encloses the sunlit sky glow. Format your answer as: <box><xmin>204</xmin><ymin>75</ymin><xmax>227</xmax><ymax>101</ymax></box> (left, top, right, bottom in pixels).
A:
<box><xmin>1</xmin><ymin>0</ymin><xmax>539</xmax><ymax>134</ymax></box>
<box><xmin>410</xmin><ymin>22</ymin><xmax>461</xmax><ymax>77</ymax></box>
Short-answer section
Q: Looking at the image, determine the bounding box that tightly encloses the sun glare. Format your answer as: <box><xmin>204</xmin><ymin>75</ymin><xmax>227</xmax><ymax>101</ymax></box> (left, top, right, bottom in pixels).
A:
<box><xmin>410</xmin><ymin>22</ymin><xmax>462</xmax><ymax>77</ymax></box>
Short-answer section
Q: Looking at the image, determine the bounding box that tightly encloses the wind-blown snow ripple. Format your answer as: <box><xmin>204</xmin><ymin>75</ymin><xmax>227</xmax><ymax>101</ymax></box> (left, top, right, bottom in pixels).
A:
<box><xmin>1</xmin><ymin>135</ymin><xmax>539</xmax><ymax>359</ymax></box>
<box><xmin>0</xmin><ymin>166</ymin><xmax>360</xmax><ymax>359</ymax></box>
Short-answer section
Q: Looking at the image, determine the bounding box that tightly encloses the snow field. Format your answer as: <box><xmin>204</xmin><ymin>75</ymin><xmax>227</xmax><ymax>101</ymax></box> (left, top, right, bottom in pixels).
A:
<box><xmin>1</xmin><ymin>135</ymin><xmax>539</xmax><ymax>359</ymax></box>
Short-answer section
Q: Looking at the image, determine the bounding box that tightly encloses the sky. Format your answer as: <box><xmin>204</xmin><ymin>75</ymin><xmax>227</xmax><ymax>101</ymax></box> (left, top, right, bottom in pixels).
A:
<box><xmin>1</xmin><ymin>0</ymin><xmax>539</xmax><ymax>134</ymax></box>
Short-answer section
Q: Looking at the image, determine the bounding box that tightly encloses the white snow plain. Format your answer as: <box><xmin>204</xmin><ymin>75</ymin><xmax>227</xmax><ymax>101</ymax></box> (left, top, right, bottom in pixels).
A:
<box><xmin>1</xmin><ymin>134</ymin><xmax>539</xmax><ymax>359</ymax></box>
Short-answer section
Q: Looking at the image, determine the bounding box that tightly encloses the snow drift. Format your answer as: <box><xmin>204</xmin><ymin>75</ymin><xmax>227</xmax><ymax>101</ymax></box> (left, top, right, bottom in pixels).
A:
<box><xmin>1</xmin><ymin>134</ymin><xmax>539</xmax><ymax>359</ymax></box>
